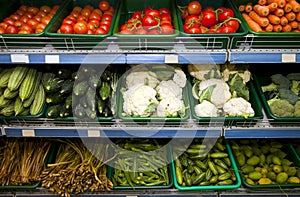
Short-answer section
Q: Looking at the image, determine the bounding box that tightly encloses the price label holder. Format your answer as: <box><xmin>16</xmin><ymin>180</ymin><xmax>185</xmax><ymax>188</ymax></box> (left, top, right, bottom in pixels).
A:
<box><xmin>282</xmin><ymin>54</ymin><xmax>296</xmax><ymax>63</ymax></box>
<box><xmin>45</xmin><ymin>55</ymin><xmax>60</xmax><ymax>64</ymax></box>
<box><xmin>164</xmin><ymin>55</ymin><xmax>178</xmax><ymax>64</ymax></box>
<box><xmin>87</xmin><ymin>130</ymin><xmax>101</xmax><ymax>137</ymax></box>
<box><xmin>22</xmin><ymin>129</ymin><xmax>35</xmax><ymax>137</ymax></box>
<box><xmin>11</xmin><ymin>54</ymin><xmax>29</xmax><ymax>63</ymax></box>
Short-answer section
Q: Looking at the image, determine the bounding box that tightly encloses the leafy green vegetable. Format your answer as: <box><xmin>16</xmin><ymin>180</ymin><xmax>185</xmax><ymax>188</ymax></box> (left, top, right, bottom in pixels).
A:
<box><xmin>228</xmin><ymin>73</ymin><xmax>249</xmax><ymax>101</ymax></box>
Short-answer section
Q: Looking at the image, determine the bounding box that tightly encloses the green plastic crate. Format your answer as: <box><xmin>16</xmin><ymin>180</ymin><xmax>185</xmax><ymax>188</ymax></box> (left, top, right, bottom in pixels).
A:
<box><xmin>171</xmin><ymin>140</ymin><xmax>242</xmax><ymax>191</ymax></box>
<box><xmin>188</xmin><ymin>77</ymin><xmax>263</xmax><ymax>126</ymax></box>
<box><xmin>112</xmin><ymin>0</ymin><xmax>180</xmax><ymax>50</ymax></box>
<box><xmin>45</xmin><ymin>0</ymin><xmax>120</xmax><ymax>49</ymax></box>
<box><xmin>230</xmin><ymin>0</ymin><xmax>300</xmax><ymax>49</ymax></box>
<box><xmin>176</xmin><ymin>0</ymin><xmax>248</xmax><ymax>50</ymax></box>
<box><xmin>0</xmin><ymin>0</ymin><xmax>65</xmax><ymax>48</ymax></box>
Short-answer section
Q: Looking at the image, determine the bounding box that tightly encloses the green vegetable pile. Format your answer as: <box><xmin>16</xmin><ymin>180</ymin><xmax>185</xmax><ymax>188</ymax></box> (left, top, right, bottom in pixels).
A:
<box><xmin>261</xmin><ymin>73</ymin><xmax>300</xmax><ymax>117</ymax></box>
<box><xmin>231</xmin><ymin>139</ymin><xmax>300</xmax><ymax>186</ymax></box>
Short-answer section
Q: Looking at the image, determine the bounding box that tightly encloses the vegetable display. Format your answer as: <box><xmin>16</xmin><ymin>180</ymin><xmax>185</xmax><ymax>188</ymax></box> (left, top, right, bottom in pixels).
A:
<box><xmin>121</xmin><ymin>65</ymin><xmax>187</xmax><ymax>118</ymax></box>
<box><xmin>190</xmin><ymin>63</ymin><xmax>255</xmax><ymax>118</ymax></box>
<box><xmin>0</xmin><ymin>138</ymin><xmax>51</xmax><ymax>186</ymax></box>
<box><xmin>231</xmin><ymin>139</ymin><xmax>300</xmax><ymax>186</ymax></box>
<box><xmin>178</xmin><ymin>0</ymin><xmax>241</xmax><ymax>33</ymax></box>
<box><xmin>111</xmin><ymin>139</ymin><xmax>171</xmax><ymax>188</ymax></box>
<box><xmin>118</xmin><ymin>6</ymin><xmax>175</xmax><ymax>34</ymax></box>
<box><xmin>239</xmin><ymin>0</ymin><xmax>300</xmax><ymax>32</ymax></box>
<box><xmin>41</xmin><ymin>139</ymin><xmax>114</xmax><ymax>197</ymax></box>
<box><xmin>260</xmin><ymin>73</ymin><xmax>300</xmax><ymax>117</ymax></box>
<box><xmin>173</xmin><ymin>138</ymin><xmax>238</xmax><ymax>187</ymax></box>
<box><xmin>44</xmin><ymin>65</ymin><xmax>118</xmax><ymax>119</ymax></box>
<box><xmin>0</xmin><ymin>4</ymin><xmax>60</xmax><ymax>34</ymax></box>
<box><xmin>57</xmin><ymin>0</ymin><xmax>115</xmax><ymax>34</ymax></box>
<box><xmin>0</xmin><ymin>66</ymin><xmax>45</xmax><ymax>117</ymax></box>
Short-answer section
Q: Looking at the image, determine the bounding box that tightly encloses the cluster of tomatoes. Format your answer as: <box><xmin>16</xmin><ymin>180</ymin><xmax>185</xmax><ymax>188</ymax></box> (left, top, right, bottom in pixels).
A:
<box><xmin>0</xmin><ymin>5</ymin><xmax>60</xmax><ymax>34</ymax></box>
<box><xmin>119</xmin><ymin>6</ymin><xmax>174</xmax><ymax>34</ymax></box>
<box><xmin>57</xmin><ymin>0</ymin><xmax>114</xmax><ymax>34</ymax></box>
<box><xmin>179</xmin><ymin>1</ymin><xmax>240</xmax><ymax>33</ymax></box>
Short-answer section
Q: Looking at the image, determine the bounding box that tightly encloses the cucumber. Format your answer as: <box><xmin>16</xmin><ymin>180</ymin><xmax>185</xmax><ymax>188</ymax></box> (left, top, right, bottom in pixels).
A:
<box><xmin>14</xmin><ymin>96</ymin><xmax>25</xmax><ymax>116</ymax></box>
<box><xmin>86</xmin><ymin>87</ymin><xmax>96</xmax><ymax>111</ymax></box>
<box><xmin>57</xmin><ymin>69</ymin><xmax>72</xmax><ymax>79</ymax></box>
<box><xmin>46</xmin><ymin>93</ymin><xmax>65</xmax><ymax>105</ymax></box>
<box><xmin>99</xmin><ymin>81</ymin><xmax>110</xmax><ymax>101</ymax></box>
<box><xmin>85</xmin><ymin>107</ymin><xmax>97</xmax><ymax>119</ymax></box>
<box><xmin>41</xmin><ymin>72</ymin><xmax>55</xmax><ymax>87</ymax></box>
<box><xmin>8</xmin><ymin>66</ymin><xmax>29</xmax><ymax>91</ymax></box>
<box><xmin>23</xmin><ymin>72</ymin><xmax>43</xmax><ymax>108</ymax></box>
<box><xmin>59</xmin><ymin>79</ymin><xmax>74</xmax><ymax>95</ymax></box>
<box><xmin>19</xmin><ymin>68</ymin><xmax>37</xmax><ymax>101</ymax></box>
<box><xmin>89</xmin><ymin>74</ymin><xmax>101</xmax><ymax>89</ymax></box>
<box><xmin>44</xmin><ymin>77</ymin><xmax>64</xmax><ymax>93</ymax></box>
<box><xmin>59</xmin><ymin>105</ymin><xmax>72</xmax><ymax>118</ymax></box>
<box><xmin>102</xmin><ymin>105</ymin><xmax>112</xmax><ymax>117</ymax></box>
<box><xmin>65</xmin><ymin>94</ymin><xmax>73</xmax><ymax>110</ymax></box>
<box><xmin>0</xmin><ymin>95</ymin><xmax>12</xmax><ymax>108</ymax></box>
<box><xmin>97</xmin><ymin>98</ymin><xmax>105</xmax><ymax>114</ymax></box>
<box><xmin>73</xmin><ymin>81</ymin><xmax>88</xmax><ymax>96</ymax></box>
<box><xmin>0</xmin><ymin>68</ymin><xmax>14</xmax><ymax>88</ymax></box>
<box><xmin>30</xmin><ymin>84</ymin><xmax>45</xmax><ymax>115</ymax></box>
<box><xmin>101</xmin><ymin>69</ymin><xmax>112</xmax><ymax>82</ymax></box>
<box><xmin>3</xmin><ymin>88</ymin><xmax>18</xmax><ymax>99</ymax></box>
<box><xmin>47</xmin><ymin>104</ymin><xmax>61</xmax><ymax>118</ymax></box>
<box><xmin>0</xmin><ymin>104</ymin><xmax>15</xmax><ymax>116</ymax></box>
<box><xmin>74</xmin><ymin>104</ymin><xmax>86</xmax><ymax>118</ymax></box>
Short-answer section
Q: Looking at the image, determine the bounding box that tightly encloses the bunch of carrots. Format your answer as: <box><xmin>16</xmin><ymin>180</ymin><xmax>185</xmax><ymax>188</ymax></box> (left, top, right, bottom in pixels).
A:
<box><xmin>239</xmin><ymin>0</ymin><xmax>300</xmax><ymax>32</ymax></box>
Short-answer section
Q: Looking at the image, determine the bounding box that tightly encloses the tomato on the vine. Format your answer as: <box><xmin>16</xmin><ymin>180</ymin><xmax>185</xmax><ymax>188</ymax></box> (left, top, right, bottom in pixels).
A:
<box><xmin>145</xmin><ymin>9</ymin><xmax>161</xmax><ymax>18</ymax></box>
<box><xmin>185</xmin><ymin>15</ymin><xmax>201</xmax><ymax>25</ymax></box>
<box><xmin>135</xmin><ymin>27</ymin><xmax>148</xmax><ymax>34</ymax></box>
<box><xmin>132</xmin><ymin>11</ymin><xmax>142</xmax><ymax>20</ymax></box>
<box><xmin>216</xmin><ymin>25</ymin><xmax>236</xmax><ymax>33</ymax></box>
<box><xmin>187</xmin><ymin>1</ymin><xmax>202</xmax><ymax>15</ymax></box>
<box><xmin>160</xmin><ymin>23</ymin><xmax>174</xmax><ymax>34</ymax></box>
<box><xmin>218</xmin><ymin>8</ymin><xmax>234</xmax><ymax>22</ymax></box>
<box><xmin>161</xmin><ymin>13</ymin><xmax>171</xmax><ymax>22</ymax></box>
<box><xmin>201</xmin><ymin>10</ymin><xmax>217</xmax><ymax>28</ymax></box>
<box><xmin>224</xmin><ymin>19</ymin><xmax>239</xmax><ymax>31</ymax></box>
<box><xmin>159</xmin><ymin>7</ymin><xmax>171</xmax><ymax>15</ymax></box>
<box><xmin>185</xmin><ymin>27</ymin><xmax>201</xmax><ymax>34</ymax></box>
<box><xmin>142</xmin><ymin>15</ymin><xmax>158</xmax><ymax>29</ymax></box>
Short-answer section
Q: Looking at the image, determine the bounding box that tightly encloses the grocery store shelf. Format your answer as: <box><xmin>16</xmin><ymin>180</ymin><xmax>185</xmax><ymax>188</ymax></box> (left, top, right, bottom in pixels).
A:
<box><xmin>229</xmin><ymin>49</ymin><xmax>300</xmax><ymax>63</ymax></box>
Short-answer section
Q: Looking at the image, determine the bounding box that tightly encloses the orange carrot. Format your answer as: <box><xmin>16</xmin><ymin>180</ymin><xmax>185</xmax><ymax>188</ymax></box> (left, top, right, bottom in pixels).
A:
<box><xmin>268</xmin><ymin>14</ymin><xmax>281</xmax><ymax>24</ymax></box>
<box><xmin>264</xmin><ymin>23</ymin><xmax>274</xmax><ymax>31</ymax></box>
<box><xmin>268</xmin><ymin>0</ymin><xmax>286</xmax><ymax>7</ymax></box>
<box><xmin>282</xmin><ymin>24</ymin><xmax>292</xmax><ymax>31</ymax></box>
<box><xmin>249</xmin><ymin>10</ymin><xmax>270</xmax><ymax>26</ymax></box>
<box><xmin>297</xmin><ymin>11</ymin><xmax>300</xmax><ymax>21</ymax></box>
<box><xmin>242</xmin><ymin>12</ymin><xmax>264</xmax><ymax>32</ymax></box>
<box><xmin>268</xmin><ymin>2</ymin><xmax>278</xmax><ymax>12</ymax></box>
<box><xmin>289</xmin><ymin>0</ymin><xmax>300</xmax><ymax>12</ymax></box>
<box><xmin>273</xmin><ymin>24</ymin><xmax>283</xmax><ymax>31</ymax></box>
<box><xmin>253</xmin><ymin>4</ymin><xmax>270</xmax><ymax>16</ymax></box>
<box><xmin>258</xmin><ymin>0</ymin><xmax>268</xmax><ymax>5</ymax></box>
<box><xmin>284</xmin><ymin>3</ymin><xmax>293</xmax><ymax>12</ymax></box>
<box><xmin>280</xmin><ymin>16</ymin><xmax>289</xmax><ymax>25</ymax></box>
<box><xmin>286</xmin><ymin>12</ymin><xmax>296</xmax><ymax>21</ymax></box>
<box><xmin>289</xmin><ymin>20</ymin><xmax>299</xmax><ymax>28</ymax></box>
<box><xmin>274</xmin><ymin>8</ymin><xmax>285</xmax><ymax>16</ymax></box>
<box><xmin>239</xmin><ymin>5</ymin><xmax>246</xmax><ymax>12</ymax></box>
<box><xmin>245</xmin><ymin>3</ymin><xmax>253</xmax><ymax>12</ymax></box>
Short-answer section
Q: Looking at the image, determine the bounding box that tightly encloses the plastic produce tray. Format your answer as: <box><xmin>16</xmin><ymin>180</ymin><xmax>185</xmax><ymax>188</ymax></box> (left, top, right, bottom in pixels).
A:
<box><xmin>0</xmin><ymin>0</ymin><xmax>65</xmax><ymax>48</ymax></box>
<box><xmin>45</xmin><ymin>0</ymin><xmax>119</xmax><ymax>49</ymax></box>
<box><xmin>117</xmin><ymin>72</ymin><xmax>190</xmax><ymax>122</ymax></box>
<box><xmin>230</xmin><ymin>0</ymin><xmax>300</xmax><ymax>49</ymax></box>
<box><xmin>289</xmin><ymin>144</ymin><xmax>300</xmax><ymax>165</ymax></box>
<box><xmin>189</xmin><ymin>79</ymin><xmax>263</xmax><ymax>126</ymax></box>
<box><xmin>0</xmin><ymin>140</ymin><xmax>55</xmax><ymax>190</ymax></box>
<box><xmin>176</xmin><ymin>0</ymin><xmax>248</xmax><ymax>49</ymax></box>
<box><xmin>171</xmin><ymin>140</ymin><xmax>242</xmax><ymax>191</ymax></box>
<box><xmin>252</xmin><ymin>66</ymin><xmax>300</xmax><ymax>123</ymax></box>
<box><xmin>112</xmin><ymin>0</ymin><xmax>180</xmax><ymax>50</ymax></box>
<box><xmin>230</xmin><ymin>140</ymin><xmax>300</xmax><ymax>188</ymax></box>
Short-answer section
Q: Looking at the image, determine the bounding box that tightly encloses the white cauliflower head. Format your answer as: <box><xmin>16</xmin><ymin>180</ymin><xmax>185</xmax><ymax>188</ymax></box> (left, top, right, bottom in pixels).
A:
<box><xmin>157</xmin><ymin>97</ymin><xmax>185</xmax><ymax>117</ymax></box>
<box><xmin>188</xmin><ymin>64</ymin><xmax>220</xmax><ymax>81</ymax></box>
<box><xmin>173</xmin><ymin>68</ymin><xmax>187</xmax><ymax>88</ymax></box>
<box><xmin>123</xmin><ymin>84</ymin><xmax>158</xmax><ymax>117</ymax></box>
<box><xmin>125</xmin><ymin>68</ymin><xmax>159</xmax><ymax>89</ymax></box>
<box><xmin>223</xmin><ymin>97</ymin><xmax>255</xmax><ymax>118</ymax></box>
<box><xmin>199</xmin><ymin>78</ymin><xmax>231</xmax><ymax>108</ymax></box>
<box><xmin>194</xmin><ymin>100</ymin><xmax>218</xmax><ymax>117</ymax></box>
<box><xmin>156</xmin><ymin>80</ymin><xmax>182</xmax><ymax>100</ymax></box>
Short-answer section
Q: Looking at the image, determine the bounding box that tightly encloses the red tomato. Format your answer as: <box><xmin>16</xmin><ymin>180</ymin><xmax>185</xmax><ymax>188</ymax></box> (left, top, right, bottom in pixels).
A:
<box><xmin>20</xmin><ymin>24</ymin><xmax>34</xmax><ymax>33</ymax></box>
<box><xmin>132</xmin><ymin>11</ymin><xmax>142</xmax><ymax>20</ymax></box>
<box><xmin>87</xmin><ymin>29</ymin><xmax>95</xmax><ymax>34</ymax></box>
<box><xmin>186</xmin><ymin>27</ymin><xmax>202</xmax><ymax>34</ymax></box>
<box><xmin>185</xmin><ymin>15</ymin><xmax>201</xmax><ymax>25</ymax></box>
<box><xmin>183</xmin><ymin>22</ymin><xmax>199</xmax><ymax>32</ymax></box>
<box><xmin>161</xmin><ymin>13</ymin><xmax>171</xmax><ymax>22</ymax></box>
<box><xmin>14</xmin><ymin>21</ymin><xmax>24</xmax><ymax>29</ymax></box>
<box><xmin>27</xmin><ymin>19</ymin><xmax>39</xmax><ymax>29</ymax></box>
<box><xmin>216</xmin><ymin>25</ymin><xmax>236</xmax><ymax>33</ymax></box>
<box><xmin>69</xmin><ymin>10</ymin><xmax>80</xmax><ymax>18</ymax></box>
<box><xmin>103</xmin><ymin>10</ymin><xmax>114</xmax><ymax>16</ymax></box>
<box><xmin>100</xmin><ymin>20</ymin><xmax>111</xmax><ymax>26</ymax></box>
<box><xmin>92</xmin><ymin>8</ymin><xmax>103</xmax><ymax>16</ymax></box>
<box><xmin>161</xmin><ymin>20</ymin><xmax>172</xmax><ymax>25</ymax></box>
<box><xmin>40</xmin><ymin>5</ymin><xmax>51</xmax><ymax>13</ymax></box>
<box><xmin>34</xmin><ymin>15</ymin><xmax>42</xmax><ymax>22</ymax></box>
<box><xmin>143</xmin><ymin>6</ymin><xmax>152</xmax><ymax>14</ymax></box>
<box><xmin>0</xmin><ymin>27</ymin><xmax>5</xmax><ymax>34</ymax></box>
<box><xmin>25</xmin><ymin>12</ymin><xmax>34</xmax><ymax>19</ymax></box>
<box><xmin>98</xmin><ymin>0</ymin><xmax>110</xmax><ymax>11</ymax></box>
<box><xmin>0</xmin><ymin>22</ymin><xmax>8</xmax><ymax>30</ymax></box>
<box><xmin>102</xmin><ymin>14</ymin><xmax>113</xmax><ymax>22</ymax></box>
<box><xmin>37</xmin><ymin>10</ymin><xmax>47</xmax><ymax>17</ymax></box>
<box><xmin>41</xmin><ymin>16</ymin><xmax>52</xmax><ymax>25</ymax></box>
<box><xmin>135</xmin><ymin>27</ymin><xmax>147</xmax><ymax>34</ymax></box>
<box><xmin>63</xmin><ymin>18</ymin><xmax>76</xmax><ymax>26</ymax></box>
<box><xmin>180</xmin><ymin>7</ymin><xmax>189</xmax><ymax>20</ymax></box>
<box><xmin>19</xmin><ymin>15</ymin><xmax>29</xmax><ymax>24</ymax></box>
<box><xmin>159</xmin><ymin>7</ymin><xmax>171</xmax><ymax>15</ymax></box>
<box><xmin>224</xmin><ymin>19</ymin><xmax>239</xmax><ymax>31</ymax></box>
<box><xmin>73</xmin><ymin>21</ymin><xmax>88</xmax><ymax>34</ymax></box>
<box><xmin>5</xmin><ymin>25</ymin><xmax>18</xmax><ymax>34</ymax></box>
<box><xmin>145</xmin><ymin>9</ymin><xmax>161</xmax><ymax>18</ymax></box>
<box><xmin>120</xmin><ymin>23</ymin><xmax>132</xmax><ymax>32</ymax></box>
<box><xmin>77</xmin><ymin>15</ymin><xmax>89</xmax><ymax>22</ymax></box>
<box><xmin>100</xmin><ymin>24</ymin><xmax>110</xmax><ymax>32</ymax></box>
<box><xmin>18</xmin><ymin>29</ymin><xmax>31</xmax><ymax>34</ymax></box>
<box><xmin>204</xmin><ymin>6</ymin><xmax>215</xmax><ymax>12</ymax></box>
<box><xmin>19</xmin><ymin>5</ymin><xmax>27</xmax><ymax>12</ymax></box>
<box><xmin>187</xmin><ymin>1</ymin><xmax>202</xmax><ymax>15</ymax></box>
<box><xmin>148</xmin><ymin>29</ymin><xmax>160</xmax><ymax>34</ymax></box>
<box><xmin>119</xmin><ymin>29</ymin><xmax>133</xmax><ymax>34</ymax></box>
<box><xmin>27</xmin><ymin>6</ymin><xmax>39</xmax><ymax>15</ymax></box>
<box><xmin>80</xmin><ymin>8</ymin><xmax>91</xmax><ymax>17</ymax></box>
<box><xmin>202</xmin><ymin>10</ymin><xmax>217</xmax><ymax>28</ymax></box>
<box><xmin>142</xmin><ymin>15</ymin><xmax>158</xmax><ymax>29</ymax></box>
<box><xmin>10</xmin><ymin>14</ymin><xmax>21</xmax><ymax>21</ymax></box>
<box><xmin>84</xmin><ymin>5</ymin><xmax>94</xmax><ymax>11</ymax></box>
<box><xmin>218</xmin><ymin>8</ymin><xmax>234</xmax><ymax>22</ymax></box>
<box><xmin>89</xmin><ymin>12</ymin><xmax>101</xmax><ymax>21</ymax></box>
<box><xmin>16</xmin><ymin>9</ymin><xmax>25</xmax><ymax>16</ymax></box>
<box><xmin>60</xmin><ymin>24</ymin><xmax>73</xmax><ymax>34</ymax></box>
<box><xmin>95</xmin><ymin>27</ymin><xmax>107</xmax><ymax>34</ymax></box>
<box><xmin>35</xmin><ymin>28</ymin><xmax>44</xmax><ymax>33</ymax></box>
<box><xmin>4</xmin><ymin>18</ymin><xmax>15</xmax><ymax>26</ymax></box>
<box><xmin>160</xmin><ymin>23</ymin><xmax>174</xmax><ymax>34</ymax></box>
<box><xmin>87</xmin><ymin>20</ymin><xmax>99</xmax><ymax>31</ymax></box>
<box><xmin>36</xmin><ymin>22</ymin><xmax>46</xmax><ymax>30</ymax></box>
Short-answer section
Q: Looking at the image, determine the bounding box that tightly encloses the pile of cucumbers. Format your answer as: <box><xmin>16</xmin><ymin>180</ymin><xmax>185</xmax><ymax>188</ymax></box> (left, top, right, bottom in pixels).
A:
<box><xmin>231</xmin><ymin>139</ymin><xmax>300</xmax><ymax>185</ymax></box>
<box><xmin>173</xmin><ymin>138</ymin><xmax>238</xmax><ymax>187</ymax></box>
<box><xmin>44</xmin><ymin>65</ymin><xmax>118</xmax><ymax>119</ymax></box>
<box><xmin>0</xmin><ymin>66</ymin><xmax>45</xmax><ymax>117</ymax></box>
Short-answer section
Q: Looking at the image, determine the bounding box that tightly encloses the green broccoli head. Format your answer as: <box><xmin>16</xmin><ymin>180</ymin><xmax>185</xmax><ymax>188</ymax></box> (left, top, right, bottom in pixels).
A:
<box><xmin>294</xmin><ymin>101</ymin><xmax>300</xmax><ymax>117</ymax></box>
<box><xmin>291</xmin><ymin>80</ymin><xmax>300</xmax><ymax>96</ymax></box>
<box><xmin>228</xmin><ymin>73</ymin><xmax>250</xmax><ymax>101</ymax></box>
<box><xmin>261</xmin><ymin>83</ymin><xmax>278</xmax><ymax>93</ymax></box>
<box><xmin>271</xmin><ymin>74</ymin><xmax>290</xmax><ymax>89</ymax></box>
<box><xmin>279</xmin><ymin>88</ymin><xmax>299</xmax><ymax>105</ymax></box>
<box><xmin>268</xmin><ymin>98</ymin><xmax>294</xmax><ymax>117</ymax></box>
